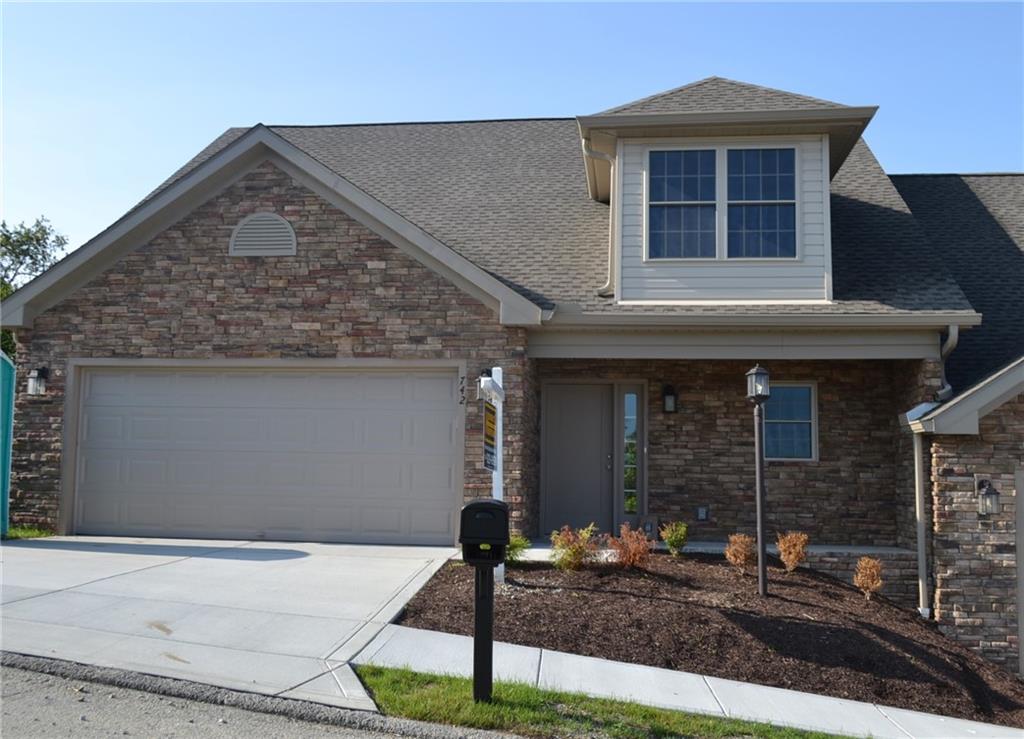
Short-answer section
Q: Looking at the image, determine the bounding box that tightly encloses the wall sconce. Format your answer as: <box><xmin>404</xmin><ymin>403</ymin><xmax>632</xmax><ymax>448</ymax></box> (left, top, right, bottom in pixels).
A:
<box><xmin>976</xmin><ymin>477</ymin><xmax>1000</xmax><ymax>516</ymax></box>
<box><xmin>662</xmin><ymin>384</ymin><xmax>677</xmax><ymax>413</ymax></box>
<box><xmin>27</xmin><ymin>367</ymin><xmax>49</xmax><ymax>396</ymax></box>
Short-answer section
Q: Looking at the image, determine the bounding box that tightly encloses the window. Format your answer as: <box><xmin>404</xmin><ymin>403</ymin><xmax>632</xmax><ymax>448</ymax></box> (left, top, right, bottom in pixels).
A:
<box><xmin>646</xmin><ymin>145</ymin><xmax>797</xmax><ymax>260</ymax></box>
<box><xmin>727</xmin><ymin>149</ymin><xmax>796</xmax><ymax>258</ymax></box>
<box><xmin>648</xmin><ymin>150</ymin><xmax>716</xmax><ymax>259</ymax></box>
<box><xmin>623</xmin><ymin>392</ymin><xmax>639</xmax><ymax>514</ymax></box>
<box><xmin>764</xmin><ymin>384</ymin><xmax>816</xmax><ymax>460</ymax></box>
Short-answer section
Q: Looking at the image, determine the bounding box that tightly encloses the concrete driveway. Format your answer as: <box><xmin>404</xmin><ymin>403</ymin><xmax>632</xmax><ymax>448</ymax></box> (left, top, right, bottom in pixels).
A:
<box><xmin>0</xmin><ymin>537</ymin><xmax>455</xmax><ymax>710</ymax></box>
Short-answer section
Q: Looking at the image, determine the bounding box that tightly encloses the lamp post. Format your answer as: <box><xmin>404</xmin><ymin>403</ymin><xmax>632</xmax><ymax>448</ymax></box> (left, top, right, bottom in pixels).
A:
<box><xmin>746</xmin><ymin>364</ymin><xmax>770</xmax><ymax>597</ymax></box>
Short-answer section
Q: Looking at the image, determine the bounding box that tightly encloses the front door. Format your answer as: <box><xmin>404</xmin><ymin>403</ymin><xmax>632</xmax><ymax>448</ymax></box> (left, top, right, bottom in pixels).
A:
<box><xmin>541</xmin><ymin>382</ymin><xmax>646</xmax><ymax>535</ymax></box>
<box><xmin>541</xmin><ymin>384</ymin><xmax>614</xmax><ymax>533</ymax></box>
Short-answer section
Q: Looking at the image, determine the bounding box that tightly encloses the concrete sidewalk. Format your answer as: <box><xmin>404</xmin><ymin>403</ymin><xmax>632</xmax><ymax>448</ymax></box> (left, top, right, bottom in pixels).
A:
<box><xmin>353</xmin><ymin>625</ymin><xmax>1021</xmax><ymax>739</ymax></box>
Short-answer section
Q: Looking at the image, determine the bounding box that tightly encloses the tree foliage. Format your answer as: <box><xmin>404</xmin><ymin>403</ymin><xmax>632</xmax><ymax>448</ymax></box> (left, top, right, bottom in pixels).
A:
<box><xmin>1</xmin><ymin>218</ymin><xmax>67</xmax><ymax>356</ymax></box>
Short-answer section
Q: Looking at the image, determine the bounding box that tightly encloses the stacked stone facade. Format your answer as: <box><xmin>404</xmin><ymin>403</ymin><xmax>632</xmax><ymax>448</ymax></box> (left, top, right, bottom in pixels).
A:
<box><xmin>537</xmin><ymin>358</ymin><xmax>934</xmax><ymax>546</ymax></box>
<box><xmin>930</xmin><ymin>393</ymin><xmax>1023</xmax><ymax>673</ymax></box>
<box><xmin>10</xmin><ymin>161</ymin><xmax>540</xmax><ymax>535</ymax></box>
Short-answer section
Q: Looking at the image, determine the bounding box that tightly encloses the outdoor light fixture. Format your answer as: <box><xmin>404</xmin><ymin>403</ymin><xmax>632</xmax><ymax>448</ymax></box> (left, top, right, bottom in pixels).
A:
<box><xmin>746</xmin><ymin>364</ymin><xmax>771</xmax><ymax>597</ymax></box>
<box><xmin>27</xmin><ymin>367</ymin><xmax>49</xmax><ymax>396</ymax></box>
<box><xmin>976</xmin><ymin>477</ymin><xmax>1000</xmax><ymax>516</ymax></box>
<box><xmin>662</xmin><ymin>384</ymin><xmax>678</xmax><ymax>413</ymax></box>
<box><xmin>746</xmin><ymin>364</ymin><xmax>770</xmax><ymax>403</ymax></box>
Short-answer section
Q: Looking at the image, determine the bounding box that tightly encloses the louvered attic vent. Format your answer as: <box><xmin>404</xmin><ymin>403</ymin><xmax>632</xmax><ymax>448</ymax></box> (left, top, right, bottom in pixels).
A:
<box><xmin>229</xmin><ymin>212</ymin><xmax>296</xmax><ymax>256</ymax></box>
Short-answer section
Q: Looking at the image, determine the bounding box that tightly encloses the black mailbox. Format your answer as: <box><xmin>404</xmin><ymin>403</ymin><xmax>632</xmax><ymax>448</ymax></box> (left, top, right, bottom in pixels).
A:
<box><xmin>459</xmin><ymin>499</ymin><xmax>509</xmax><ymax>567</ymax></box>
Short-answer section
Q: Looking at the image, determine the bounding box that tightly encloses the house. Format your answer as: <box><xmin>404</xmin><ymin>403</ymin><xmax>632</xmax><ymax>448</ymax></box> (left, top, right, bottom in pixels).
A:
<box><xmin>2</xmin><ymin>77</ymin><xmax>1020</xmax><ymax>672</ymax></box>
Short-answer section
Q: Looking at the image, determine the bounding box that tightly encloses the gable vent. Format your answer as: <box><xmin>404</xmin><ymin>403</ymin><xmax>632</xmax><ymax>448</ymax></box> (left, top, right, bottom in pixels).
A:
<box><xmin>229</xmin><ymin>212</ymin><xmax>296</xmax><ymax>256</ymax></box>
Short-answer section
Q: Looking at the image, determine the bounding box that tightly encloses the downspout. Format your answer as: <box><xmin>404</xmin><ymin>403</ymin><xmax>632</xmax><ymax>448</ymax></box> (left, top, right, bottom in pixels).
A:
<box><xmin>912</xmin><ymin>431</ymin><xmax>931</xmax><ymax>618</ymax></box>
<box><xmin>937</xmin><ymin>324</ymin><xmax>959</xmax><ymax>401</ymax></box>
<box><xmin>581</xmin><ymin>138</ymin><xmax>617</xmax><ymax>298</ymax></box>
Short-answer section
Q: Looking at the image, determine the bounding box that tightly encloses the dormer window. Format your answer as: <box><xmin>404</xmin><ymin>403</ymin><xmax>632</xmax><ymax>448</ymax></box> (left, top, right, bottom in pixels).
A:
<box><xmin>727</xmin><ymin>148</ymin><xmax>796</xmax><ymax>258</ymax></box>
<box><xmin>645</xmin><ymin>145</ymin><xmax>798</xmax><ymax>261</ymax></box>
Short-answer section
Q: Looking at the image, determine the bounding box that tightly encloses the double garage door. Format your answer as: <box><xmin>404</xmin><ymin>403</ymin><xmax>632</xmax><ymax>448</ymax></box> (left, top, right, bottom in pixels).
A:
<box><xmin>74</xmin><ymin>367</ymin><xmax>461</xmax><ymax>545</ymax></box>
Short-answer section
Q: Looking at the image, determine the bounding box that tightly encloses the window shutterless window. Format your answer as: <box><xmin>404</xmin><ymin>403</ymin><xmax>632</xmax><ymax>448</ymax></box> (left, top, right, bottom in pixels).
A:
<box><xmin>646</xmin><ymin>146</ymin><xmax>797</xmax><ymax>261</ymax></box>
<box><xmin>763</xmin><ymin>384</ymin><xmax>816</xmax><ymax>461</ymax></box>
<box><xmin>727</xmin><ymin>149</ymin><xmax>796</xmax><ymax>258</ymax></box>
<box><xmin>648</xmin><ymin>150</ymin><xmax>716</xmax><ymax>259</ymax></box>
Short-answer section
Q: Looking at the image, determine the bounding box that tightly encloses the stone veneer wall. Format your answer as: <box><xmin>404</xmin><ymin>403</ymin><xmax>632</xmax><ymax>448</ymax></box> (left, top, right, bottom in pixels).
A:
<box><xmin>537</xmin><ymin>358</ymin><xmax>936</xmax><ymax>546</ymax></box>
<box><xmin>10</xmin><ymin>161</ymin><xmax>539</xmax><ymax>535</ymax></box>
<box><xmin>804</xmin><ymin>550</ymin><xmax>919</xmax><ymax>608</ymax></box>
<box><xmin>930</xmin><ymin>393</ymin><xmax>1023</xmax><ymax>674</ymax></box>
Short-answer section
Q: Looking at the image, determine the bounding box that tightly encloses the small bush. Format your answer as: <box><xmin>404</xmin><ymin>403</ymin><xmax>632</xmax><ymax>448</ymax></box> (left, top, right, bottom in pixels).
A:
<box><xmin>724</xmin><ymin>533</ymin><xmax>756</xmax><ymax>573</ymax></box>
<box><xmin>505</xmin><ymin>534</ymin><xmax>531</xmax><ymax>564</ymax></box>
<box><xmin>608</xmin><ymin>523</ymin><xmax>653</xmax><ymax>568</ymax></box>
<box><xmin>549</xmin><ymin>523</ymin><xmax>600</xmax><ymax>571</ymax></box>
<box><xmin>659</xmin><ymin>521</ymin><xmax>689</xmax><ymax>557</ymax></box>
<box><xmin>776</xmin><ymin>531</ymin><xmax>809</xmax><ymax>573</ymax></box>
<box><xmin>854</xmin><ymin>556</ymin><xmax>884</xmax><ymax>600</ymax></box>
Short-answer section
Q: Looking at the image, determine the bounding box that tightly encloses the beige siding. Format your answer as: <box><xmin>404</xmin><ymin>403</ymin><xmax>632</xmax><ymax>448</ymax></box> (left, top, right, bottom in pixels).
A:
<box><xmin>619</xmin><ymin>135</ymin><xmax>831</xmax><ymax>302</ymax></box>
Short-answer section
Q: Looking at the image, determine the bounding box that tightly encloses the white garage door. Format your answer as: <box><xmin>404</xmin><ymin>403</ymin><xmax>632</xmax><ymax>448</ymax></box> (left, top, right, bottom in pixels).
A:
<box><xmin>74</xmin><ymin>368</ymin><xmax>461</xmax><ymax>544</ymax></box>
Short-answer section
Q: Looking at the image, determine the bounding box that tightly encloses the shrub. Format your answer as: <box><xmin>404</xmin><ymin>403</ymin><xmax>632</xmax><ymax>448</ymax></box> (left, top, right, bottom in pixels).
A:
<box><xmin>549</xmin><ymin>523</ymin><xmax>600</xmax><ymax>571</ymax></box>
<box><xmin>854</xmin><ymin>556</ymin><xmax>884</xmax><ymax>600</ymax></box>
<box><xmin>776</xmin><ymin>531</ymin><xmax>809</xmax><ymax>573</ymax></box>
<box><xmin>659</xmin><ymin>521</ymin><xmax>689</xmax><ymax>557</ymax></box>
<box><xmin>505</xmin><ymin>533</ymin><xmax>531</xmax><ymax>564</ymax></box>
<box><xmin>608</xmin><ymin>523</ymin><xmax>653</xmax><ymax>568</ymax></box>
<box><xmin>724</xmin><ymin>533</ymin><xmax>756</xmax><ymax>573</ymax></box>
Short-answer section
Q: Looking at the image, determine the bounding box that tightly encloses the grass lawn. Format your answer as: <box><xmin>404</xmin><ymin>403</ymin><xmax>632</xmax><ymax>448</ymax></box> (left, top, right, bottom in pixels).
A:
<box><xmin>2</xmin><ymin>525</ymin><xmax>53</xmax><ymax>540</ymax></box>
<box><xmin>356</xmin><ymin>665</ymin><xmax>837</xmax><ymax>739</ymax></box>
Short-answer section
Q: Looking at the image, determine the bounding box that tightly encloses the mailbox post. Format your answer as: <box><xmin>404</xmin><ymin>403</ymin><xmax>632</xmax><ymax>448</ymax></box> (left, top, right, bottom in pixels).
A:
<box><xmin>459</xmin><ymin>499</ymin><xmax>509</xmax><ymax>703</ymax></box>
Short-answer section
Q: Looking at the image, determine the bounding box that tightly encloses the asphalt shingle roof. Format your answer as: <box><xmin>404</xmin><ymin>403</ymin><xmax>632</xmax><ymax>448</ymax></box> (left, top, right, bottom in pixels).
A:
<box><xmin>892</xmin><ymin>174</ymin><xmax>1024</xmax><ymax>389</ymax></box>
<box><xmin>138</xmin><ymin>110</ymin><xmax>974</xmax><ymax>320</ymax></box>
<box><xmin>597</xmin><ymin>77</ymin><xmax>850</xmax><ymax>115</ymax></box>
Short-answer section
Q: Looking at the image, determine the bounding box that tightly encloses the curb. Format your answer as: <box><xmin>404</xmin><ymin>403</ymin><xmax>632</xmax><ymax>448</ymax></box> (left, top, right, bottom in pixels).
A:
<box><xmin>1</xmin><ymin>651</ymin><xmax>516</xmax><ymax>739</ymax></box>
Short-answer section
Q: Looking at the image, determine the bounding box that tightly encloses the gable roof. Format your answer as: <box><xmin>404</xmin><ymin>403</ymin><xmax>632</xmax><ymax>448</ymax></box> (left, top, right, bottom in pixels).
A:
<box><xmin>2</xmin><ymin>85</ymin><xmax>980</xmax><ymax>331</ymax></box>
<box><xmin>908</xmin><ymin>354</ymin><xmax>1024</xmax><ymax>435</ymax></box>
<box><xmin>598</xmin><ymin>77</ymin><xmax>850</xmax><ymax>115</ymax></box>
<box><xmin>892</xmin><ymin>173</ymin><xmax>1024</xmax><ymax>389</ymax></box>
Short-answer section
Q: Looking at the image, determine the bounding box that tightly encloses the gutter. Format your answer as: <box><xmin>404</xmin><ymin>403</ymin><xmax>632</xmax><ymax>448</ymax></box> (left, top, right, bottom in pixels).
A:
<box><xmin>580</xmin><ymin>138</ymin><xmax>617</xmax><ymax>298</ymax></box>
<box><xmin>936</xmin><ymin>324</ymin><xmax>959</xmax><ymax>401</ymax></box>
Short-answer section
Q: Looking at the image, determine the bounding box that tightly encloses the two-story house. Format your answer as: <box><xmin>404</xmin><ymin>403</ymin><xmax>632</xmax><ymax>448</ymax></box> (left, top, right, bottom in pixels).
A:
<box><xmin>3</xmin><ymin>77</ymin><xmax>1021</xmax><ymax>672</ymax></box>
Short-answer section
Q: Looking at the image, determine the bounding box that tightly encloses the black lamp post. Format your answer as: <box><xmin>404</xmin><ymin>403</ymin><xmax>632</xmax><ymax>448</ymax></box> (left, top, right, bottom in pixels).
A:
<box><xmin>746</xmin><ymin>364</ymin><xmax>770</xmax><ymax>597</ymax></box>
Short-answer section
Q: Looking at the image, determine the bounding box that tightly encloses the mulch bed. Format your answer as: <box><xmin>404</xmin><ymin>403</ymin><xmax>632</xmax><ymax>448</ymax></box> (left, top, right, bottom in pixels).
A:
<box><xmin>399</xmin><ymin>554</ymin><xmax>1024</xmax><ymax>728</ymax></box>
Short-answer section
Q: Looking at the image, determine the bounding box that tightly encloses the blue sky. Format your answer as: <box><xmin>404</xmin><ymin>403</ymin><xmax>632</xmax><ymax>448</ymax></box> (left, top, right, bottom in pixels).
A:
<box><xmin>3</xmin><ymin>2</ymin><xmax>1022</xmax><ymax>251</ymax></box>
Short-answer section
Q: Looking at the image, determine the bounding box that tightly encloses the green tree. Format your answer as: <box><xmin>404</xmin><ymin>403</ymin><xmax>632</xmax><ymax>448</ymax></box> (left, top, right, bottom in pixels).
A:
<box><xmin>1</xmin><ymin>218</ymin><xmax>67</xmax><ymax>356</ymax></box>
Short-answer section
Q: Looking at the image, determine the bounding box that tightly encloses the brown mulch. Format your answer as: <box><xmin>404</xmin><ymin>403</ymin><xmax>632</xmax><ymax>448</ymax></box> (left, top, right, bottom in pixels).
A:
<box><xmin>399</xmin><ymin>554</ymin><xmax>1024</xmax><ymax>728</ymax></box>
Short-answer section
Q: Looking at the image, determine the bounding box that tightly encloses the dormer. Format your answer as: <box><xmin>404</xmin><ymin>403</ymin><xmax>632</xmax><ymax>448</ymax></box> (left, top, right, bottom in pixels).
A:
<box><xmin>578</xmin><ymin>78</ymin><xmax>877</xmax><ymax>303</ymax></box>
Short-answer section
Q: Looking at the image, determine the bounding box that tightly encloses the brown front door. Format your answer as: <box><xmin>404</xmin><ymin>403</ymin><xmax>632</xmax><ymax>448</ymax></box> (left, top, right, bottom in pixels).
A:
<box><xmin>540</xmin><ymin>383</ymin><xmax>614</xmax><ymax>534</ymax></box>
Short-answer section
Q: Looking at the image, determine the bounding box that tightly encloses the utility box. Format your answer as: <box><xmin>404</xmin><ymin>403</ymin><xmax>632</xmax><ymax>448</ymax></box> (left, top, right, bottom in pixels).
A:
<box><xmin>459</xmin><ymin>499</ymin><xmax>509</xmax><ymax>567</ymax></box>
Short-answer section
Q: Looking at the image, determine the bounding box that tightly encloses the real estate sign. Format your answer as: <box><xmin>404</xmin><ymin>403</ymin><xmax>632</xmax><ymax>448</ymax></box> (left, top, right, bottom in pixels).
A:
<box><xmin>483</xmin><ymin>400</ymin><xmax>497</xmax><ymax>471</ymax></box>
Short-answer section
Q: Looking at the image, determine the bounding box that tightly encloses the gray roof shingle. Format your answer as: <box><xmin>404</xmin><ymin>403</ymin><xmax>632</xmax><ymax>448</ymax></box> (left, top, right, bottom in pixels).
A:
<box><xmin>134</xmin><ymin>116</ymin><xmax>974</xmax><ymax>320</ymax></box>
<box><xmin>597</xmin><ymin>77</ymin><xmax>850</xmax><ymax>115</ymax></box>
<box><xmin>892</xmin><ymin>174</ymin><xmax>1024</xmax><ymax>389</ymax></box>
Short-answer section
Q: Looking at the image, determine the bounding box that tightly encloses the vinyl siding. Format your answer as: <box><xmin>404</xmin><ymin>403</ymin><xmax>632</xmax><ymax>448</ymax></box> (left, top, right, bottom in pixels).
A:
<box><xmin>619</xmin><ymin>135</ymin><xmax>831</xmax><ymax>302</ymax></box>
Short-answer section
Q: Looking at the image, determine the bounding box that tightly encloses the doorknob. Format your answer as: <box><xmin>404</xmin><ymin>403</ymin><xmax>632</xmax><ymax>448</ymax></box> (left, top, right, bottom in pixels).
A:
<box><xmin>606</xmin><ymin>453</ymin><xmax>612</xmax><ymax>470</ymax></box>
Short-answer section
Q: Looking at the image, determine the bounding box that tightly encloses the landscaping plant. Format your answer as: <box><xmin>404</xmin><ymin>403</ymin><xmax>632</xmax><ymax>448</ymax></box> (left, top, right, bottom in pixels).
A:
<box><xmin>724</xmin><ymin>533</ymin><xmax>756</xmax><ymax>574</ymax></box>
<box><xmin>659</xmin><ymin>521</ymin><xmax>689</xmax><ymax>557</ymax></box>
<box><xmin>608</xmin><ymin>523</ymin><xmax>653</xmax><ymax>568</ymax></box>
<box><xmin>776</xmin><ymin>531</ymin><xmax>809</xmax><ymax>573</ymax></box>
<box><xmin>505</xmin><ymin>533</ymin><xmax>532</xmax><ymax>564</ymax></box>
<box><xmin>853</xmin><ymin>556</ymin><xmax>884</xmax><ymax>600</ymax></box>
<box><xmin>549</xmin><ymin>523</ymin><xmax>600</xmax><ymax>570</ymax></box>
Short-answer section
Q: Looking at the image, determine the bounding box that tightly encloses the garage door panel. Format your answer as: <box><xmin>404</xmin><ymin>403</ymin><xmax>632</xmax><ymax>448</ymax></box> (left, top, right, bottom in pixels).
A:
<box><xmin>75</xmin><ymin>368</ymin><xmax>459</xmax><ymax>544</ymax></box>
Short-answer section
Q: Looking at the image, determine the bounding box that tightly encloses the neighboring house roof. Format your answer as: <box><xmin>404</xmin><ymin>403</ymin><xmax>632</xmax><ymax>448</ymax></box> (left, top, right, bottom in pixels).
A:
<box><xmin>892</xmin><ymin>174</ymin><xmax>1024</xmax><ymax>389</ymax></box>
<box><xmin>597</xmin><ymin>77</ymin><xmax>850</xmax><ymax>115</ymax></box>
<box><xmin>907</xmin><ymin>354</ymin><xmax>1024</xmax><ymax>435</ymax></box>
<box><xmin>1</xmin><ymin>81</ymin><xmax>980</xmax><ymax>330</ymax></box>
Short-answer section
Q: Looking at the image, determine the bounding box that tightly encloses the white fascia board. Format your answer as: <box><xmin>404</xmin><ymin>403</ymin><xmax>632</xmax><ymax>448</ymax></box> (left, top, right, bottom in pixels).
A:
<box><xmin>912</xmin><ymin>355</ymin><xmax>1024</xmax><ymax>435</ymax></box>
<box><xmin>543</xmin><ymin>309</ymin><xmax>982</xmax><ymax>330</ymax></box>
<box><xmin>577</xmin><ymin>107</ymin><xmax>879</xmax><ymax>131</ymax></box>
<box><xmin>1</xmin><ymin>125</ymin><xmax>542</xmax><ymax>328</ymax></box>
